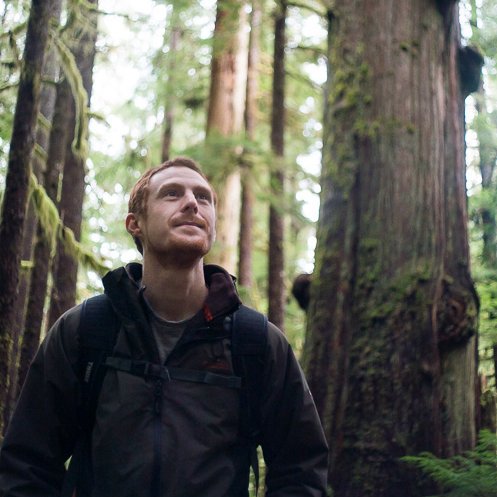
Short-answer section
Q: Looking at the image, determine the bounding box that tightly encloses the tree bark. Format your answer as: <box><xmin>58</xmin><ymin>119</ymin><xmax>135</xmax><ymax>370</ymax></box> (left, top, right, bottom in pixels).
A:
<box><xmin>0</xmin><ymin>0</ymin><xmax>56</xmax><ymax>435</ymax></box>
<box><xmin>205</xmin><ymin>0</ymin><xmax>248</xmax><ymax>274</ymax></box>
<box><xmin>304</xmin><ymin>2</ymin><xmax>478</xmax><ymax>496</ymax></box>
<box><xmin>238</xmin><ymin>0</ymin><xmax>262</xmax><ymax>288</ymax></box>
<box><xmin>4</xmin><ymin>1</ymin><xmax>62</xmax><ymax>427</ymax></box>
<box><xmin>268</xmin><ymin>1</ymin><xmax>286</xmax><ymax>330</ymax></box>
<box><xmin>47</xmin><ymin>0</ymin><xmax>99</xmax><ymax>329</ymax></box>
<box><xmin>18</xmin><ymin>77</ymin><xmax>73</xmax><ymax>394</ymax></box>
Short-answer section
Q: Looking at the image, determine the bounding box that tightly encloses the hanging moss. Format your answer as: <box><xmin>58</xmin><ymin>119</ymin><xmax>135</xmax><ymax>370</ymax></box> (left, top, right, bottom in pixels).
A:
<box><xmin>28</xmin><ymin>173</ymin><xmax>108</xmax><ymax>275</ymax></box>
<box><xmin>51</xmin><ymin>30</ymin><xmax>89</xmax><ymax>160</ymax></box>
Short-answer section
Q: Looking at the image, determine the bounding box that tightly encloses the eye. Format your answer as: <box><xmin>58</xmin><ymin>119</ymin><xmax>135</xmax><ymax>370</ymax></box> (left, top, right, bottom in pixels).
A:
<box><xmin>164</xmin><ymin>189</ymin><xmax>179</xmax><ymax>197</ymax></box>
<box><xmin>195</xmin><ymin>191</ymin><xmax>211</xmax><ymax>202</ymax></box>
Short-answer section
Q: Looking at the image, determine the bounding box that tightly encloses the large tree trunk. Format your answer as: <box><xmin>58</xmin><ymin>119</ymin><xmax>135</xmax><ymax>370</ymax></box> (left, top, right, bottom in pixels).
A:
<box><xmin>47</xmin><ymin>0</ymin><xmax>99</xmax><ymax>328</ymax></box>
<box><xmin>238</xmin><ymin>0</ymin><xmax>262</xmax><ymax>289</ymax></box>
<box><xmin>268</xmin><ymin>1</ymin><xmax>286</xmax><ymax>330</ymax></box>
<box><xmin>205</xmin><ymin>0</ymin><xmax>248</xmax><ymax>274</ymax></box>
<box><xmin>304</xmin><ymin>2</ymin><xmax>478</xmax><ymax>496</ymax></box>
<box><xmin>4</xmin><ymin>2</ymin><xmax>62</xmax><ymax>427</ymax></box>
<box><xmin>0</xmin><ymin>0</ymin><xmax>56</xmax><ymax>435</ymax></box>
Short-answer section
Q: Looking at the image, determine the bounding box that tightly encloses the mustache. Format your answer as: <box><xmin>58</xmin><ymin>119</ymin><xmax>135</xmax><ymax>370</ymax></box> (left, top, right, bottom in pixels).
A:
<box><xmin>172</xmin><ymin>217</ymin><xmax>207</xmax><ymax>229</ymax></box>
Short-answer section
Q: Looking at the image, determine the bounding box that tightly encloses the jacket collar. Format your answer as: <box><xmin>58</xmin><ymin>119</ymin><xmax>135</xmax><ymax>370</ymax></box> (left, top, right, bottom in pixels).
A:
<box><xmin>102</xmin><ymin>262</ymin><xmax>241</xmax><ymax>324</ymax></box>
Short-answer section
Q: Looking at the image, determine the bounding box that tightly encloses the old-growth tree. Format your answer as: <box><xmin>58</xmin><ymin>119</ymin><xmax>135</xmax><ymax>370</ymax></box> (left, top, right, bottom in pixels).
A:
<box><xmin>0</xmin><ymin>0</ymin><xmax>56</xmax><ymax>435</ymax></box>
<box><xmin>305</xmin><ymin>1</ymin><xmax>479</xmax><ymax>496</ymax></box>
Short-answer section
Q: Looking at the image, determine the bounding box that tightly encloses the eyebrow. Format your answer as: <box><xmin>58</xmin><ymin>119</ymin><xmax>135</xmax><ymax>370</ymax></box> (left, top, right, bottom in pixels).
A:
<box><xmin>156</xmin><ymin>182</ymin><xmax>213</xmax><ymax>200</ymax></box>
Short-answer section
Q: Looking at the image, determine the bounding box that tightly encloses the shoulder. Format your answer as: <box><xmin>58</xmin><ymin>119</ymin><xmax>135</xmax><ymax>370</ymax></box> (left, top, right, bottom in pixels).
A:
<box><xmin>38</xmin><ymin>302</ymin><xmax>84</xmax><ymax>370</ymax></box>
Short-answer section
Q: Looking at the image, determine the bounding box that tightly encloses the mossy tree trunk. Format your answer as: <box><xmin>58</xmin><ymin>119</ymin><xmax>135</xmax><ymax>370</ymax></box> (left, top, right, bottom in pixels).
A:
<box><xmin>4</xmin><ymin>0</ymin><xmax>62</xmax><ymax>427</ymax></box>
<box><xmin>18</xmin><ymin>76</ymin><xmax>73</xmax><ymax>395</ymax></box>
<box><xmin>304</xmin><ymin>2</ymin><xmax>479</xmax><ymax>496</ymax></box>
<box><xmin>0</xmin><ymin>0</ymin><xmax>56</xmax><ymax>436</ymax></box>
<box><xmin>268</xmin><ymin>0</ymin><xmax>286</xmax><ymax>330</ymax></box>
<box><xmin>47</xmin><ymin>0</ymin><xmax>99</xmax><ymax>328</ymax></box>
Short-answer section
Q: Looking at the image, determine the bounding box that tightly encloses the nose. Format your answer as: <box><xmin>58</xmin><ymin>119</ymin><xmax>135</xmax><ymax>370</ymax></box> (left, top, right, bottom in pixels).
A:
<box><xmin>181</xmin><ymin>190</ymin><xmax>198</xmax><ymax>213</ymax></box>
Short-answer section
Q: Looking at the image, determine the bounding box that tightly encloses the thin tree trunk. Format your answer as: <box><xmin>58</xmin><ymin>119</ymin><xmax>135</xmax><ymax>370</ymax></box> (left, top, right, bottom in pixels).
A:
<box><xmin>238</xmin><ymin>0</ymin><xmax>262</xmax><ymax>288</ymax></box>
<box><xmin>161</xmin><ymin>12</ymin><xmax>181</xmax><ymax>162</ymax></box>
<box><xmin>17</xmin><ymin>77</ymin><xmax>73</xmax><ymax>393</ymax></box>
<box><xmin>494</xmin><ymin>344</ymin><xmax>497</xmax><ymax>396</ymax></box>
<box><xmin>205</xmin><ymin>0</ymin><xmax>248</xmax><ymax>274</ymax></box>
<box><xmin>47</xmin><ymin>0</ymin><xmax>99</xmax><ymax>328</ymax></box>
<box><xmin>0</xmin><ymin>0</ymin><xmax>56</xmax><ymax>435</ymax></box>
<box><xmin>4</xmin><ymin>2</ymin><xmax>62</xmax><ymax>426</ymax></box>
<box><xmin>304</xmin><ymin>2</ymin><xmax>478</xmax><ymax>496</ymax></box>
<box><xmin>268</xmin><ymin>0</ymin><xmax>286</xmax><ymax>330</ymax></box>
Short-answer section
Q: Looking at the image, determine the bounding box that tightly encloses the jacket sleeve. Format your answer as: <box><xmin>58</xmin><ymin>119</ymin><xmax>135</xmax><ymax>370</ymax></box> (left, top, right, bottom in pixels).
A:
<box><xmin>260</xmin><ymin>324</ymin><xmax>329</xmax><ymax>497</ymax></box>
<box><xmin>0</xmin><ymin>306</ymin><xmax>82</xmax><ymax>497</ymax></box>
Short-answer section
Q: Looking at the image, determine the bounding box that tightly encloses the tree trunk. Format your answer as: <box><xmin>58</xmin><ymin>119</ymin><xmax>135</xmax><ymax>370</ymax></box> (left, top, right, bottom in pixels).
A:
<box><xmin>161</xmin><ymin>8</ymin><xmax>182</xmax><ymax>163</ymax></box>
<box><xmin>238</xmin><ymin>0</ymin><xmax>262</xmax><ymax>288</ymax></box>
<box><xmin>205</xmin><ymin>0</ymin><xmax>248</xmax><ymax>274</ymax></box>
<box><xmin>4</xmin><ymin>1</ymin><xmax>62</xmax><ymax>426</ymax></box>
<box><xmin>304</xmin><ymin>2</ymin><xmax>478</xmax><ymax>496</ymax></box>
<box><xmin>268</xmin><ymin>1</ymin><xmax>286</xmax><ymax>330</ymax></box>
<box><xmin>47</xmin><ymin>0</ymin><xmax>99</xmax><ymax>329</ymax></box>
<box><xmin>0</xmin><ymin>0</ymin><xmax>56</xmax><ymax>435</ymax></box>
<box><xmin>17</xmin><ymin>76</ymin><xmax>73</xmax><ymax>395</ymax></box>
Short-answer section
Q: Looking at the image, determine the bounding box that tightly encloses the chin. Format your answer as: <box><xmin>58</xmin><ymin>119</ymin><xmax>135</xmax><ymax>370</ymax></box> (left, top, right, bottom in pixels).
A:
<box><xmin>170</xmin><ymin>240</ymin><xmax>211</xmax><ymax>259</ymax></box>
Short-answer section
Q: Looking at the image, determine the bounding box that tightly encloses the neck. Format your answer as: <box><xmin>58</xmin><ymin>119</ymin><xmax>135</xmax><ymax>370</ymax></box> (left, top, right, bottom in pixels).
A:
<box><xmin>141</xmin><ymin>256</ymin><xmax>208</xmax><ymax>322</ymax></box>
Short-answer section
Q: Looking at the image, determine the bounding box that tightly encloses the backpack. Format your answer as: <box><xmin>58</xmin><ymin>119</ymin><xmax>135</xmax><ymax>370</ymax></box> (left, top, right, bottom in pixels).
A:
<box><xmin>63</xmin><ymin>293</ymin><xmax>267</xmax><ymax>497</ymax></box>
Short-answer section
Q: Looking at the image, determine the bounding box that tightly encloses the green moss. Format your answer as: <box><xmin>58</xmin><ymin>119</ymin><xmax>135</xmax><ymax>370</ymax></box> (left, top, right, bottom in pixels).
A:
<box><xmin>356</xmin><ymin>255</ymin><xmax>434</xmax><ymax>326</ymax></box>
<box><xmin>399</xmin><ymin>40</ymin><xmax>420</xmax><ymax>57</ymax></box>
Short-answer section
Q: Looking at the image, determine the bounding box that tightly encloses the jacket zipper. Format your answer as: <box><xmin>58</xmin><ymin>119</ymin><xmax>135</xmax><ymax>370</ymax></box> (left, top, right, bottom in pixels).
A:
<box><xmin>151</xmin><ymin>378</ymin><xmax>163</xmax><ymax>497</ymax></box>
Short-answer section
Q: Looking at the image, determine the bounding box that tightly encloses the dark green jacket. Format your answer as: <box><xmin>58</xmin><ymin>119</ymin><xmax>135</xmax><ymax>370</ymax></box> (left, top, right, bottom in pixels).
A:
<box><xmin>0</xmin><ymin>264</ymin><xmax>328</xmax><ymax>497</ymax></box>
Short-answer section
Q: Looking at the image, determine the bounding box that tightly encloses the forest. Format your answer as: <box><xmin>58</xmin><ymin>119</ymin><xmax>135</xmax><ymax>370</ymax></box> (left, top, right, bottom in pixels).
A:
<box><xmin>1</xmin><ymin>0</ymin><xmax>497</xmax><ymax>496</ymax></box>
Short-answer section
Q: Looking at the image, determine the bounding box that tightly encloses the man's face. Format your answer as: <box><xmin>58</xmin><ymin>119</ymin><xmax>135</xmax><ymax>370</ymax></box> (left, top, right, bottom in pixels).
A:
<box><xmin>128</xmin><ymin>166</ymin><xmax>216</xmax><ymax>262</ymax></box>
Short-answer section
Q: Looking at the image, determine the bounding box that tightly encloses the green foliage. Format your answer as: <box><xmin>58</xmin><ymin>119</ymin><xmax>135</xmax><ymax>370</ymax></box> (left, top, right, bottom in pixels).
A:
<box><xmin>401</xmin><ymin>431</ymin><xmax>497</xmax><ymax>497</ymax></box>
<box><xmin>471</xmin><ymin>264</ymin><xmax>497</xmax><ymax>382</ymax></box>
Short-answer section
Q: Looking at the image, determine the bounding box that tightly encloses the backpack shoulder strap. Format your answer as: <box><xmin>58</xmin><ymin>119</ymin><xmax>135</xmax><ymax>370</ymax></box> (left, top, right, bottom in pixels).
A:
<box><xmin>63</xmin><ymin>294</ymin><xmax>119</xmax><ymax>497</ymax></box>
<box><xmin>230</xmin><ymin>304</ymin><xmax>268</xmax><ymax>439</ymax></box>
<box><xmin>77</xmin><ymin>293</ymin><xmax>120</xmax><ymax>427</ymax></box>
<box><xmin>229</xmin><ymin>304</ymin><xmax>268</xmax><ymax>496</ymax></box>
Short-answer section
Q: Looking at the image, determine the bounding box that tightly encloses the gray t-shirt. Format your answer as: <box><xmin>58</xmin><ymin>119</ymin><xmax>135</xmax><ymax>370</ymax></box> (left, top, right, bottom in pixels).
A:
<box><xmin>142</xmin><ymin>295</ymin><xmax>192</xmax><ymax>364</ymax></box>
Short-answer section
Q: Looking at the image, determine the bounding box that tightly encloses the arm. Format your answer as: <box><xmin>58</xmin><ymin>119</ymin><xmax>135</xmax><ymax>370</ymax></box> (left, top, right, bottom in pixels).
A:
<box><xmin>260</xmin><ymin>324</ymin><xmax>329</xmax><ymax>497</ymax></box>
<box><xmin>0</xmin><ymin>307</ymin><xmax>82</xmax><ymax>497</ymax></box>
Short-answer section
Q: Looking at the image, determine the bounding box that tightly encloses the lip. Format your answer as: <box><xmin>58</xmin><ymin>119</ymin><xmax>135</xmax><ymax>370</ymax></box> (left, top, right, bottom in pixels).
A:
<box><xmin>175</xmin><ymin>221</ymin><xmax>204</xmax><ymax>229</ymax></box>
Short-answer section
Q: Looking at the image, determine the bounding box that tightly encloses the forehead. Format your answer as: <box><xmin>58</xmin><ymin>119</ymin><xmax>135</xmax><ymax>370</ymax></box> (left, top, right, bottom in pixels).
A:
<box><xmin>148</xmin><ymin>166</ymin><xmax>212</xmax><ymax>193</ymax></box>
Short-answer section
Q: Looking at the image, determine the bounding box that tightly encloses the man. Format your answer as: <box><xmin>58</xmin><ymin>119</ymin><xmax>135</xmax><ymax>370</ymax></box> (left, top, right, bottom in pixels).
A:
<box><xmin>0</xmin><ymin>157</ymin><xmax>328</xmax><ymax>497</ymax></box>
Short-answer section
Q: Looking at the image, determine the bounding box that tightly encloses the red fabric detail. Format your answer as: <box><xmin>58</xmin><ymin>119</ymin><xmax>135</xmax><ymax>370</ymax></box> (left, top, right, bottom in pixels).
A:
<box><xmin>203</xmin><ymin>304</ymin><xmax>214</xmax><ymax>322</ymax></box>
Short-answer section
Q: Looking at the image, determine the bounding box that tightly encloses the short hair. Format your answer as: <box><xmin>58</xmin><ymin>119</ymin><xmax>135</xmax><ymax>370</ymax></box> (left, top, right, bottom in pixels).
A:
<box><xmin>127</xmin><ymin>157</ymin><xmax>216</xmax><ymax>254</ymax></box>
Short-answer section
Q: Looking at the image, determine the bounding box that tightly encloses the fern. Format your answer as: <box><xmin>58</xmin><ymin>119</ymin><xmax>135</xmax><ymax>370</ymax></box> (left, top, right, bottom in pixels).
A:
<box><xmin>402</xmin><ymin>430</ymin><xmax>497</xmax><ymax>497</ymax></box>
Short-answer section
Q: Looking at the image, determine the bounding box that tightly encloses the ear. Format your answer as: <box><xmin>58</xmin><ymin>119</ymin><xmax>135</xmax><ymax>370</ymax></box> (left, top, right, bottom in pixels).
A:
<box><xmin>126</xmin><ymin>213</ymin><xmax>142</xmax><ymax>238</ymax></box>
